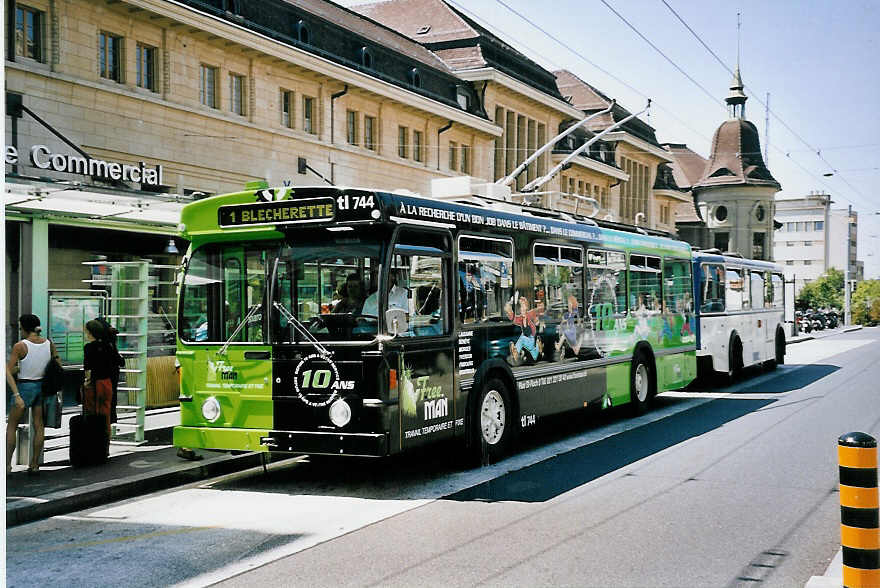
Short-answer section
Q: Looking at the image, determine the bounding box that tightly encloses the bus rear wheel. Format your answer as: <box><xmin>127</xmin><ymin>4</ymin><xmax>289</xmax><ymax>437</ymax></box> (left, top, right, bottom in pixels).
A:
<box><xmin>630</xmin><ymin>351</ymin><xmax>656</xmax><ymax>416</ymax></box>
<box><xmin>473</xmin><ymin>378</ymin><xmax>515</xmax><ymax>465</ymax></box>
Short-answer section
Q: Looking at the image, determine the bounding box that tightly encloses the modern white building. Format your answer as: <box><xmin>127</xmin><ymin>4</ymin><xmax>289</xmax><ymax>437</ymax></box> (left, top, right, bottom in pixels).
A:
<box><xmin>774</xmin><ymin>192</ymin><xmax>860</xmax><ymax>296</ymax></box>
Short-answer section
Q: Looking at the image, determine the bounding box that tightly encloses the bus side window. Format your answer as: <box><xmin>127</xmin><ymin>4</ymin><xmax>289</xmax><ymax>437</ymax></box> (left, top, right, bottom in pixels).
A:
<box><xmin>457</xmin><ymin>236</ymin><xmax>514</xmax><ymax>324</ymax></box>
<box><xmin>750</xmin><ymin>270</ymin><xmax>765</xmax><ymax>309</ymax></box>
<box><xmin>663</xmin><ymin>259</ymin><xmax>692</xmax><ymax>315</ymax></box>
<box><xmin>772</xmin><ymin>273</ymin><xmax>784</xmax><ymax>308</ymax></box>
<box><xmin>223</xmin><ymin>257</ymin><xmax>243</xmax><ymax>341</ymax></box>
<box><xmin>629</xmin><ymin>254</ymin><xmax>661</xmax><ymax>314</ymax></box>
<box><xmin>700</xmin><ymin>263</ymin><xmax>725</xmax><ymax>312</ymax></box>
<box><xmin>396</xmin><ymin>253</ymin><xmax>446</xmax><ymax>337</ymax></box>
<box><xmin>725</xmin><ymin>267</ymin><xmax>744</xmax><ymax>312</ymax></box>
<box><xmin>586</xmin><ymin>249</ymin><xmax>627</xmax><ymax>329</ymax></box>
<box><xmin>533</xmin><ymin>244</ymin><xmax>583</xmax><ymax>322</ymax></box>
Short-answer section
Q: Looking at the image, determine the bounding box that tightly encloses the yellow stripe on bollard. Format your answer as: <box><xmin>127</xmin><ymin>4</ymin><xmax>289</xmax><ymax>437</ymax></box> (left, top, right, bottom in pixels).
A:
<box><xmin>842</xmin><ymin>566</ymin><xmax>880</xmax><ymax>586</ymax></box>
<box><xmin>841</xmin><ymin>486</ymin><xmax>880</xmax><ymax>509</ymax></box>
<box><xmin>842</xmin><ymin>525</ymin><xmax>880</xmax><ymax>551</ymax></box>
<box><xmin>840</xmin><ymin>445</ymin><xmax>879</xmax><ymax>469</ymax></box>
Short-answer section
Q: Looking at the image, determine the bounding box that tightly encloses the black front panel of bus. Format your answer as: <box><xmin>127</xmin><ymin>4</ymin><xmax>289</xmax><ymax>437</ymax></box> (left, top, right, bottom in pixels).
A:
<box><xmin>270</xmin><ymin>347</ymin><xmax>383</xmax><ymax>433</ymax></box>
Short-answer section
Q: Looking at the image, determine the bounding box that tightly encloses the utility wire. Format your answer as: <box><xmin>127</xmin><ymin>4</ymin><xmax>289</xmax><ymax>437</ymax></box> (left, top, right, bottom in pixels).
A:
<box><xmin>600</xmin><ymin>0</ymin><xmax>725</xmax><ymax>109</ymax></box>
<box><xmin>457</xmin><ymin>0</ymin><xmax>717</xmax><ymax>144</ymax></box>
<box><xmin>660</xmin><ymin>0</ymin><xmax>871</xmax><ymax>207</ymax></box>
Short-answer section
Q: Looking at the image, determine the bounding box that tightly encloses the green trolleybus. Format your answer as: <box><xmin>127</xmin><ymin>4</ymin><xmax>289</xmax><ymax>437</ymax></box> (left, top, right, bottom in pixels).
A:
<box><xmin>173</xmin><ymin>182</ymin><xmax>697</xmax><ymax>461</ymax></box>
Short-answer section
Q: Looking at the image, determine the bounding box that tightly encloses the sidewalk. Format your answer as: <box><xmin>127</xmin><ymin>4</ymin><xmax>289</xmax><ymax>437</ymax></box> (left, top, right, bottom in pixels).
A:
<box><xmin>788</xmin><ymin>324</ymin><xmax>863</xmax><ymax>346</ymax></box>
<box><xmin>6</xmin><ymin>406</ymin><xmax>263</xmax><ymax>527</ymax></box>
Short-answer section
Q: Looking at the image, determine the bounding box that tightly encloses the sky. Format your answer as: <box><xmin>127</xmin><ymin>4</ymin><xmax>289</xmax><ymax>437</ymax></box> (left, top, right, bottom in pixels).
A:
<box><xmin>341</xmin><ymin>0</ymin><xmax>880</xmax><ymax>277</ymax></box>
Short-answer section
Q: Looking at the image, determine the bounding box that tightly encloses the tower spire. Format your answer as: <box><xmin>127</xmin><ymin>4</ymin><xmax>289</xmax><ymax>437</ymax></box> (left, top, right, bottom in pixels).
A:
<box><xmin>726</xmin><ymin>12</ymin><xmax>747</xmax><ymax>118</ymax></box>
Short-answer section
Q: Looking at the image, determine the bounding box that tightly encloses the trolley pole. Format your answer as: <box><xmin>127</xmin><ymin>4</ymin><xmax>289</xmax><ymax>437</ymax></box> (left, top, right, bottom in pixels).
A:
<box><xmin>838</xmin><ymin>432</ymin><xmax>880</xmax><ymax>587</ymax></box>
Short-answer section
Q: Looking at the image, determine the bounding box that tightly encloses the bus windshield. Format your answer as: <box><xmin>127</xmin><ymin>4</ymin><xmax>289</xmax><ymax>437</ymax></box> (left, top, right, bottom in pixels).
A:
<box><xmin>274</xmin><ymin>241</ymin><xmax>381</xmax><ymax>341</ymax></box>
<box><xmin>180</xmin><ymin>239</ymin><xmax>381</xmax><ymax>344</ymax></box>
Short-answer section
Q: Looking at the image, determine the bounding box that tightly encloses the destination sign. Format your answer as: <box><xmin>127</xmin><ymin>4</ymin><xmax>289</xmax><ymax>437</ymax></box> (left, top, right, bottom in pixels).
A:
<box><xmin>218</xmin><ymin>197</ymin><xmax>335</xmax><ymax>227</ymax></box>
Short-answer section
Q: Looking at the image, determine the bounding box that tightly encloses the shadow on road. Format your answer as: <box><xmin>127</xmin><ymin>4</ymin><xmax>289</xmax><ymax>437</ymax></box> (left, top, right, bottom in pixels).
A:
<box><xmin>209</xmin><ymin>394</ymin><xmax>781</xmax><ymax>505</ymax></box>
<box><xmin>446</xmin><ymin>396</ymin><xmax>774</xmax><ymax>503</ymax></box>
<box><xmin>734</xmin><ymin>364</ymin><xmax>839</xmax><ymax>394</ymax></box>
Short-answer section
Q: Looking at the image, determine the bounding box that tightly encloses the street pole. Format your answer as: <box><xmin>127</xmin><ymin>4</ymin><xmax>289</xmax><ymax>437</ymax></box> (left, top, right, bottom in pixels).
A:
<box><xmin>845</xmin><ymin>269</ymin><xmax>851</xmax><ymax>326</ymax></box>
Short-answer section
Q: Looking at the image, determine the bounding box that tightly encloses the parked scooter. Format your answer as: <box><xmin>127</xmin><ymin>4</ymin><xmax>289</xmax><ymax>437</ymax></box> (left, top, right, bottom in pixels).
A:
<box><xmin>825</xmin><ymin>310</ymin><xmax>839</xmax><ymax>329</ymax></box>
<box><xmin>796</xmin><ymin>311</ymin><xmax>811</xmax><ymax>333</ymax></box>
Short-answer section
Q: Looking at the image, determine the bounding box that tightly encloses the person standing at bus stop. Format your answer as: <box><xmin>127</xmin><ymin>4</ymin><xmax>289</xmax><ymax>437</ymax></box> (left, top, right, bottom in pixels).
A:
<box><xmin>82</xmin><ymin>319</ymin><xmax>123</xmax><ymax>439</ymax></box>
<box><xmin>6</xmin><ymin>314</ymin><xmax>60</xmax><ymax>474</ymax></box>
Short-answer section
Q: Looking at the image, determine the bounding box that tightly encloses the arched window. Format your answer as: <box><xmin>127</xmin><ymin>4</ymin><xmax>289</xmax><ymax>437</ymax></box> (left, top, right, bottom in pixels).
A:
<box><xmin>408</xmin><ymin>68</ymin><xmax>421</xmax><ymax>88</ymax></box>
<box><xmin>297</xmin><ymin>20</ymin><xmax>310</xmax><ymax>44</ymax></box>
<box><xmin>360</xmin><ymin>47</ymin><xmax>373</xmax><ymax>69</ymax></box>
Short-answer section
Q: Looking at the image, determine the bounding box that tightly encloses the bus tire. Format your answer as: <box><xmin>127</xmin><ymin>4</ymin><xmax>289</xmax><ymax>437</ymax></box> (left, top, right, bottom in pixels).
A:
<box><xmin>472</xmin><ymin>377</ymin><xmax>515</xmax><ymax>465</ymax></box>
<box><xmin>630</xmin><ymin>350</ymin><xmax>656</xmax><ymax>416</ymax></box>
<box><xmin>728</xmin><ymin>335</ymin><xmax>744</xmax><ymax>381</ymax></box>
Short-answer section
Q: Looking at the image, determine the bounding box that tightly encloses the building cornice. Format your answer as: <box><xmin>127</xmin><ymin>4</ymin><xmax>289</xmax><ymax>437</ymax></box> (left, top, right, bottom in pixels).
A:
<box><xmin>122</xmin><ymin>0</ymin><xmax>501</xmax><ymax>137</ymax></box>
<box><xmin>604</xmin><ymin>131</ymin><xmax>673</xmax><ymax>162</ymax></box>
<box><xmin>550</xmin><ymin>153</ymin><xmax>629</xmax><ymax>181</ymax></box>
<box><xmin>456</xmin><ymin>67</ymin><xmax>585</xmax><ymax>119</ymax></box>
<box><xmin>653</xmin><ymin>188</ymin><xmax>691</xmax><ymax>203</ymax></box>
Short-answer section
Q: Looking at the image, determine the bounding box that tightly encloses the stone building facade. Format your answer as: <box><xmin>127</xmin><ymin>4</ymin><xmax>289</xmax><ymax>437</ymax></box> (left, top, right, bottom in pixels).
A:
<box><xmin>4</xmin><ymin>0</ymin><xmax>501</xmax><ymax>341</ymax></box>
<box><xmin>6</xmin><ymin>0</ymin><xmax>689</xmax><ymax>353</ymax></box>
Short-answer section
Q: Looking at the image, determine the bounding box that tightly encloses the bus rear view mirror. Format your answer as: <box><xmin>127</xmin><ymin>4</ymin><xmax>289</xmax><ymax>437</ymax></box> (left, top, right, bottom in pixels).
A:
<box><xmin>385</xmin><ymin>308</ymin><xmax>408</xmax><ymax>336</ymax></box>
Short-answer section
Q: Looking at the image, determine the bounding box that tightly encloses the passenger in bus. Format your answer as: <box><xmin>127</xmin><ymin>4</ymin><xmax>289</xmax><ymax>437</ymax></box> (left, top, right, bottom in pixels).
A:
<box><xmin>506</xmin><ymin>294</ymin><xmax>544</xmax><ymax>366</ymax></box>
<box><xmin>362</xmin><ymin>270</ymin><xmax>408</xmax><ymax>317</ymax></box>
<box><xmin>332</xmin><ymin>274</ymin><xmax>365</xmax><ymax>314</ymax></box>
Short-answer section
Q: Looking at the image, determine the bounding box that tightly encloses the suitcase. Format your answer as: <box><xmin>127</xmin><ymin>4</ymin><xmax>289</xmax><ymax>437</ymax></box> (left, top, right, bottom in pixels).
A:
<box><xmin>69</xmin><ymin>413</ymin><xmax>109</xmax><ymax>467</ymax></box>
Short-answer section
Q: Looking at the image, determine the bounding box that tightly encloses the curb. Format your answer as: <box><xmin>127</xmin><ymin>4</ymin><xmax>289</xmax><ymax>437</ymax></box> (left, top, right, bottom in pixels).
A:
<box><xmin>6</xmin><ymin>452</ymin><xmax>264</xmax><ymax>527</ymax></box>
<box><xmin>788</xmin><ymin>325</ymin><xmax>863</xmax><ymax>346</ymax></box>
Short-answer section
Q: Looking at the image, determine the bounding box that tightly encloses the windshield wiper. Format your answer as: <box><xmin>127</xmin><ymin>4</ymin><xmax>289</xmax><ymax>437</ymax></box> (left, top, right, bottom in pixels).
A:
<box><xmin>273</xmin><ymin>301</ymin><xmax>331</xmax><ymax>359</ymax></box>
<box><xmin>217</xmin><ymin>303</ymin><xmax>262</xmax><ymax>356</ymax></box>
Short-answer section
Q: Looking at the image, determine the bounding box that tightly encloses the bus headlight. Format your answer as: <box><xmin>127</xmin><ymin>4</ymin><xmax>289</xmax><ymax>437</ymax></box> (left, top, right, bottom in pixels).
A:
<box><xmin>328</xmin><ymin>399</ymin><xmax>352</xmax><ymax>428</ymax></box>
<box><xmin>201</xmin><ymin>396</ymin><xmax>221</xmax><ymax>422</ymax></box>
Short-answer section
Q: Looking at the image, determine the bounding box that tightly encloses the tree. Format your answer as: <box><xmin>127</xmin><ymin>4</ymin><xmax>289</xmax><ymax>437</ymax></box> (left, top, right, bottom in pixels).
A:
<box><xmin>796</xmin><ymin>267</ymin><xmax>844</xmax><ymax>311</ymax></box>
<box><xmin>852</xmin><ymin>280</ymin><xmax>880</xmax><ymax>326</ymax></box>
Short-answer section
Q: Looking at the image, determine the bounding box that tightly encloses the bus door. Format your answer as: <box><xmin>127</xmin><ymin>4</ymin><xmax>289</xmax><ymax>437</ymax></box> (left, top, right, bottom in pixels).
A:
<box><xmin>389</xmin><ymin>233</ymin><xmax>455</xmax><ymax>450</ymax></box>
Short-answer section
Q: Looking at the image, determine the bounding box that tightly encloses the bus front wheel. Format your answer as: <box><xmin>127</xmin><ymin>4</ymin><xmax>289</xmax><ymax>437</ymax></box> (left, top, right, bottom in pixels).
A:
<box><xmin>473</xmin><ymin>378</ymin><xmax>515</xmax><ymax>465</ymax></box>
<box><xmin>630</xmin><ymin>351</ymin><xmax>656</xmax><ymax>416</ymax></box>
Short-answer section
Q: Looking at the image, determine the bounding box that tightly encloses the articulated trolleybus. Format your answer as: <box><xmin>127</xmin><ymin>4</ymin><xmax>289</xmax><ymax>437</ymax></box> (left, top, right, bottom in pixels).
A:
<box><xmin>173</xmin><ymin>180</ymin><xmax>698</xmax><ymax>461</ymax></box>
<box><xmin>693</xmin><ymin>251</ymin><xmax>786</xmax><ymax>379</ymax></box>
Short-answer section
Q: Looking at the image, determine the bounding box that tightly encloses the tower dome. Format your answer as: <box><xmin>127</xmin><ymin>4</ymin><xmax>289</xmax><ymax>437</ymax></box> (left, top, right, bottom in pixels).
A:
<box><xmin>694</xmin><ymin>117</ymin><xmax>780</xmax><ymax>192</ymax></box>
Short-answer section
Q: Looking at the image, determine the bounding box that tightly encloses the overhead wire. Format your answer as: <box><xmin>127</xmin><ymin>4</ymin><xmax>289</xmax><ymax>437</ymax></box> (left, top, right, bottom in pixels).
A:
<box><xmin>659</xmin><ymin>0</ymin><xmax>872</xmax><ymax>209</ymax></box>
<box><xmin>448</xmin><ymin>0</ymin><xmax>717</xmax><ymax>145</ymax></box>
<box><xmin>460</xmin><ymin>0</ymin><xmax>872</xmax><ymax>211</ymax></box>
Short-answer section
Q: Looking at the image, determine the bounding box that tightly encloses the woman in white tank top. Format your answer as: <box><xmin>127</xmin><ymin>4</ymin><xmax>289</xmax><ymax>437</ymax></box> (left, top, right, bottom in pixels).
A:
<box><xmin>6</xmin><ymin>313</ymin><xmax>61</xmax><ymax>474</ymax></box>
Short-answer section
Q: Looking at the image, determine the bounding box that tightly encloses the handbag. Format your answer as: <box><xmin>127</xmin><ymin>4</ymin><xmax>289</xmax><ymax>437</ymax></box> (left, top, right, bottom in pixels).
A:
<box><xmin>44</xmin><ymin>390</ymin><xmax>63</xmax><ymax>429</ymax></box>
<box><xmin>42</xmin><ymin>358</ymin><xmax>64</xmax><ymax>397</ymax></box>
